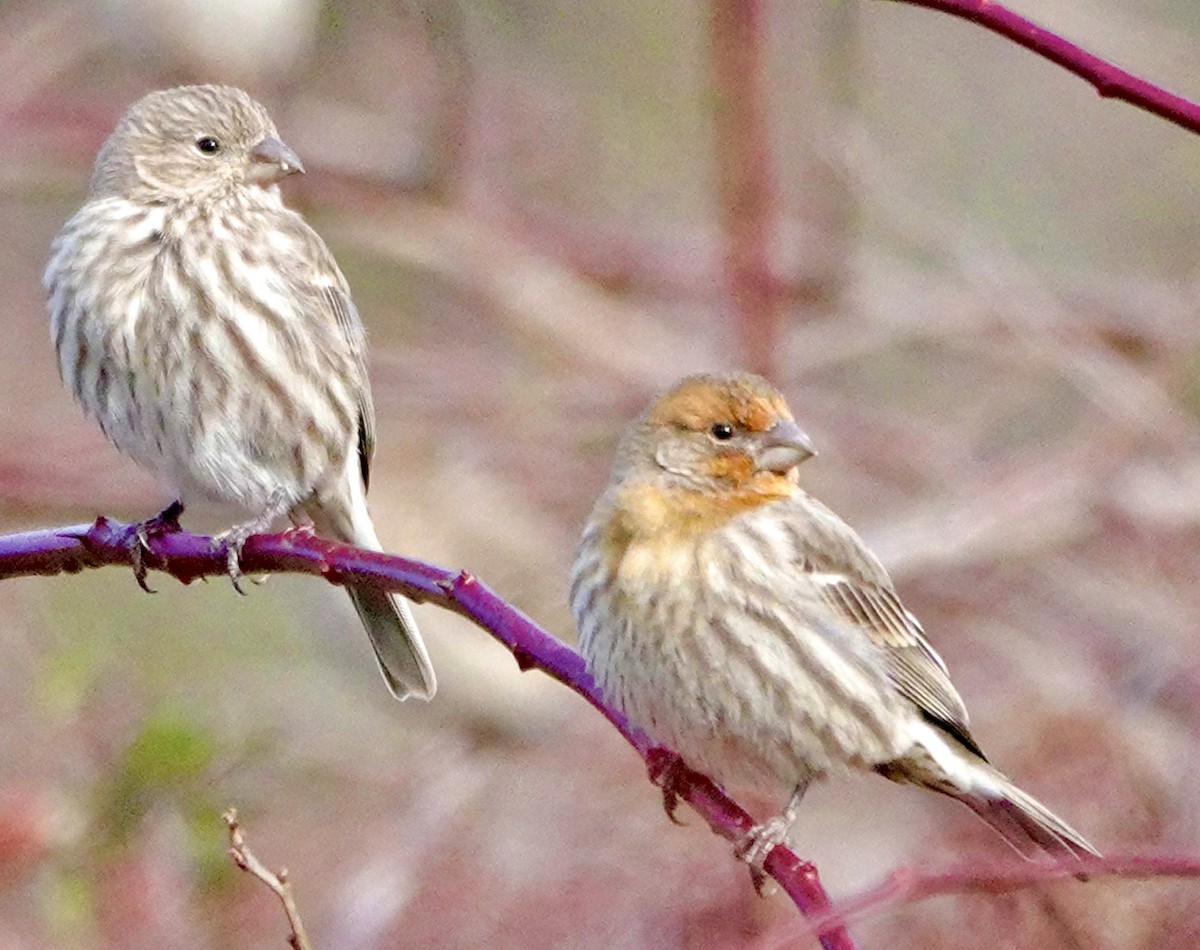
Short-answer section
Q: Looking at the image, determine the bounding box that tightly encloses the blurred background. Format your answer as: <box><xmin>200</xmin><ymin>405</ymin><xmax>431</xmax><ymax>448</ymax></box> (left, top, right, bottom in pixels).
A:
<box><xmin>1</xmin><ymin>0</ymin><xmax>1198</xmax><ymax>947</ymax></box>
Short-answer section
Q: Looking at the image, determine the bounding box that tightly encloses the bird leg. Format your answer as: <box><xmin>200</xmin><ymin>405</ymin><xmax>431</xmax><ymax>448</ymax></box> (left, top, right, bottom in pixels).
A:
<box><xmin>213</xmin><ymin>490</ymin><xmax>293</xmax><ymax>594</ymax></box>
<box><xmin>735</xmin><ymin>781</ymin><xmax>810</xmax><ymax>891</ymax></box>
<box><xmin>131</xmin><ymin>500</ymin><xmax>185</xmax><ymax>593</ymax></box>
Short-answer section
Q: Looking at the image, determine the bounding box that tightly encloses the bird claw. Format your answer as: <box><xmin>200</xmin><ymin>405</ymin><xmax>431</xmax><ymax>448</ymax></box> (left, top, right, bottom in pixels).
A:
<box><xmin>132</xmin><ymin>534</ymin><xmax>156</xmax><ymax>594</ymax></box>
<box><xmin>646</xmin><ymin>749</ymin><xmax>689</xmax><ymax>826</ymax></box>
<box><xmin>130</xmin><ymin>501</ymin><xmax>185</xmax><ymax>593</ymax></box>
<box><xmin>662</xmin><ymin>785</ymin><xmax>683</xmax><ymax>825</ymax></box>
<box><xmin>734</xmin><ymin>813</ymin><xmax>792</xmax><ymax>871</ymax></box>
<box><xmin>734</xmin><ymin>784</ymin><xmax>806</xmax><ymax>896</ymax></box>
<box><xmin>736</xmin><ymin>816</ymin><xmax>790</xmax><ymax>896</ymax></box>
<box><xmin>212</xmin><ymin>491</ymin><xmax>293</xmax><ymax>594</ymax></box>
<box><xmin>213</xmin><ymin>533</ymin><xmax>250</xmax><ymax>595</ymax></box>
<box><xmin>214</xmin><ymin>512</ymin><xmax>284</xmax><ymax>594</ymax></box>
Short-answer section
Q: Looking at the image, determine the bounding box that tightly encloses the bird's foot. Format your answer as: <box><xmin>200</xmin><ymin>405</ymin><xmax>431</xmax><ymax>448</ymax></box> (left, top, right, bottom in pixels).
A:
<box><xmin>646</xmin><ymin>748</ymin><xmax>690</xmax><ymax>826</ymax></box>
<box><xmin>212</xmin><ymin>522</ymin><xmax>260</xmax><ymax>595</ymax></box>
<box><xmin>737</xmin><ymin>815</ymin><xmax>793</xmax><ymax>896</ymax></box>
<box><xmin>736</xmin><ymin>813</ymin><xmax>793</xmax><ymax>869</ymax></box>
<box><xmin>131</xmin><ymin>501</ymin><xmax>185</xmax><ymax>593</ymax></box>
<box><xmin>734</xmin><ymin>783</ymin><xmax>807</xmax><ymax>896</ymax></box>
<box><xmin>212</xmin><ymin>492</ymin><xmax>294</xmax><ymax>593</ymax></box>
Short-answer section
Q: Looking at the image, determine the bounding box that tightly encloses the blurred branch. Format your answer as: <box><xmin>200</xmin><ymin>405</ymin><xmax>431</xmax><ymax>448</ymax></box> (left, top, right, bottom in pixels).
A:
<box><xmin>790</xmin><ymin>854</ymin><xmax>1200</xmax><ymax>946</ymax></box>
<box><xmin>885</xmin><ymin>0</ymin><xmax>1200</xmax><ymax>135</ymax></box>
<box><xmin>710</xmin><ymin>0</ymin><xmax>783</xmax><ymax>377</ymax></box>
<box><xmin>0</xmin><ymin>519</ymin><xmax>855</xmax><ymax>950</ymax></box>
<box><xmin>224</xmin><ymin>808</ymin><xmax>313</xmax><ymax>950</ymax></box>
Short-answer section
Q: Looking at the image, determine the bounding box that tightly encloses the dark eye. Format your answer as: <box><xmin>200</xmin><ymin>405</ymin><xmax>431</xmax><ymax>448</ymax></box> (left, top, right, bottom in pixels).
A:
<box><xmin>195</xmin><ymin>137</ymin><xmax>221</xmax><ymax>155</ymax></box>
<box><xmin>710</xmin><ymin>422</ymin><xmax>734</xmax><ymax>441</ymax></box>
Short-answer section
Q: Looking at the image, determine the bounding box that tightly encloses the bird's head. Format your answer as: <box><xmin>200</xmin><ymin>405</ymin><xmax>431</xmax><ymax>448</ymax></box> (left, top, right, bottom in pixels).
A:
<box><xmin>615</xmin><ymin>373</ymin><xmax>816</xmax><ymax>496</ymax></box>
<box><xmin>88</xmin><ymin>84</ymin><xmax>304</xmax><ymax>202</ymax></box>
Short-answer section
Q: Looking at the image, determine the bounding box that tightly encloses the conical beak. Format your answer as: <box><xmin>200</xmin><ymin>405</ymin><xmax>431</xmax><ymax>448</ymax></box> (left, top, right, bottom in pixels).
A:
<box><xmin>248</xmin><ymin>136</ymin><xmax>305</xmax><ymax>183</ymax></box>
<box><xmin>756</xmin><ymin>419</ymin><xmax>817</xmax><ymax>474</ymax></box>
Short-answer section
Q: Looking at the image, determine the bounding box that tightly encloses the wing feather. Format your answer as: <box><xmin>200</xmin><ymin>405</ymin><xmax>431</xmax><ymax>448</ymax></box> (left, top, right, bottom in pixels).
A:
<box><xmin>786</xmin><ymin>497</ymin><xmax>985</xmax><ymax>758</ymax></box>
<box><xmin>318</xmin><ymin>284</ymin><xmax>375</xmax><ymax>490</ymax></box>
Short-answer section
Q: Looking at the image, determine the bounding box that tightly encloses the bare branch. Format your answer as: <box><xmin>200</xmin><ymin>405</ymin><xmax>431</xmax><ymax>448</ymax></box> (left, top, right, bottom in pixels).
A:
<box><xmin>787</xmin><ymin>854</ymin><xmax>1200</xmax><ymax>946</ymax></box>
<box><xmin>0</xmin><ymin>520</ymin><xmax>856</xmax><ymax>950</ymax></box>
<box><xmin>224</xmin><ymin>808</ymin><xmax>313</xmax><ymax>950</ymax></box>
<box><xmin>885</xmin><ymin>0</ymin><xmax>1200</xmax><ymax>135</ymax></box>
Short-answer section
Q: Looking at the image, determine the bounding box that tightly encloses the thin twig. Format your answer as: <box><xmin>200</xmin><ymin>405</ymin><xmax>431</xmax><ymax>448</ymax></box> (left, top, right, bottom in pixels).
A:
<box><xmin>224</xmin><ymin>808</ymin><xmax>313</xmax><ymax>950</ymax></box>
<box><xmin>785</xmin><ymin>854</ymin><xmax>1200</xmax><ymax>947</ymax></box>
<box><xmin>885</xmin><ymin>0</ymin><xmax>1200</xmax><ymax>135</ymax></box>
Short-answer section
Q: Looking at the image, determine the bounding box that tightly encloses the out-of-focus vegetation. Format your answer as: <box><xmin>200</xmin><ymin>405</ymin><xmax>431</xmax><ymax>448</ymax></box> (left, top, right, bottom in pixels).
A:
<box><xmin>1</xmin><ymin>1</ymin><xmax>1199</xmax><ymax>946</ymax></box>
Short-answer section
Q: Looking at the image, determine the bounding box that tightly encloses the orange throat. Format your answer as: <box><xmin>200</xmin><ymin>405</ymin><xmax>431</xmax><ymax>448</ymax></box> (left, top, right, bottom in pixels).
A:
<box><xmin>599</xmin><ymin>473</ymin><xmax>795</xmax><ymax>583</ymax></box>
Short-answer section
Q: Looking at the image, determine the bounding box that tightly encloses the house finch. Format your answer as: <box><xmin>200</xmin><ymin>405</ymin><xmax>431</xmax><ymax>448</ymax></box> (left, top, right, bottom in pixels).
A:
<box><xmin>571</xmin><ymin>373</ymin><xmax>1096</xmax><ymax>866</ymax></box>
<box><xmin>44</xmin><ymin>85</ymin><xmax>435</xmax><ymax>701</ymax></box>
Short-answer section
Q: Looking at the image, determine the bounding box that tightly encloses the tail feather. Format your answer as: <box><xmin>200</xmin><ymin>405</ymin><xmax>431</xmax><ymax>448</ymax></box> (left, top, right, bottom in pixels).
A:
<box><xmin>880</xmin><ymin>733</ymin><xmax>1098</xmax><ymax>864</ymax></box>
<box><xmin>302</xmin><ymin>473</ymin><xmax>436</xmax><ymax>702</ymax></box>
<box><xmin>347</xmin><ymin>584</ymin><xmax>437</xmax><ymax>702</ymax></box>
<box><xmin>959</xmin><ymin>774</ymin><xmax>1099</xmax><ymax>861</ymax></box>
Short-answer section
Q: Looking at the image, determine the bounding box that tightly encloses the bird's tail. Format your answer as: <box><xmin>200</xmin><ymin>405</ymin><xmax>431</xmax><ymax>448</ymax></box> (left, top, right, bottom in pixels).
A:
<box><xmin>881</xmin><ymin>734</ymin><xmax>1098</xmax><ymax>863</ymax></box>
<box><xmin>955</xmin><ymin>768</ymin><xmax>1098</xmax><ymax>861</ymax></box>
<box><xmin>346</xmin><ymin>582</ymin><xmax>436</xmax><ymax>702</ymax></box>
<box><xmin>304</xmin><ymin>484</ymin><xmax>436</xmax><ymax>702</ymax></box>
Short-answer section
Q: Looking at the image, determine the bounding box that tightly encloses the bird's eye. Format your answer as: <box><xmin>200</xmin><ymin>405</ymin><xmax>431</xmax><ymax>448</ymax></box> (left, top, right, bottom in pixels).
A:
<box><xmin>710</xmin><ymin>422</ymin><xmax>735</xmax><ymax>441</ymax></box>
<box><xmin>195</xmin><ymin>137</ymin><xmax>221</xmax><ymax>155</ymax></box>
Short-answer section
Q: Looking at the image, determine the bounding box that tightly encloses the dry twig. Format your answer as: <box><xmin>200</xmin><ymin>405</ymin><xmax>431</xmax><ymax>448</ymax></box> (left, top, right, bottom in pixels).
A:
<box><xmin>224</xmin><ymin>808</ymin><xmax>313</xmax><ymax>950</ymax></box>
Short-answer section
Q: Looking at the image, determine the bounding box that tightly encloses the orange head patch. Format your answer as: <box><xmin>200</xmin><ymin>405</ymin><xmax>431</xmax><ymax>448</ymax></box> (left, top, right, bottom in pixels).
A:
<box><xmin>647</xmin><ymin>373</ymin><xmax>793</xmax><ymax>436</ymax></box>
<box><xmin>600</xmin><ymin>374</ymin><xmax>804</xmax><ymax>555</ymax></box>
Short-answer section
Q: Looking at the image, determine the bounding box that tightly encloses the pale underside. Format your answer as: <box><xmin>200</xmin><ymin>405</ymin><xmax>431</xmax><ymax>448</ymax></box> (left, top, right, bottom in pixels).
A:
<box><xmin>573</xmin><ymin>498</ymin><xmax>936</xmax><ymax>803</ymax></box>
<box><xmin>46</xmin><ymin>188</ymin><xmax>370</xmax><ymax>522</ymax></box>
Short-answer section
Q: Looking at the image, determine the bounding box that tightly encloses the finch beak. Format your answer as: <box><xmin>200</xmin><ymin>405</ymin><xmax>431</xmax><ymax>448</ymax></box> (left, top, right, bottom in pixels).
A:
<box><xmin>248</xmin><ymin>136</ymin><xmax>305</xmax><ymax>183</ymax></box>
<box><xmin>756</xmin><ymin>419</ymin><xmax>817</xmax><ymax>474</ymax></box>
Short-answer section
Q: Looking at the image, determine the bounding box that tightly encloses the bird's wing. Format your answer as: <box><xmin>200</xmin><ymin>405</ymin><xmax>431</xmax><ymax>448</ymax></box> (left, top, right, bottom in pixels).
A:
<box><xmin>277</xmin><ymin>211</ymin><xmax>379</xmax><ymax>489</ymax></box>
<box><xmin>283</xmin><ymin>213</ymin><xmax>376</xmax><ymax>492</ymax></box>
<box><xmin>785</xmin><ymin>496</ymin><xmax>984</xmax><ymax>758</ymax></box>
<box><xmin>317</xmin><ymin>283</ymin><xmax>376</xmax><ymax>491</ymax></box>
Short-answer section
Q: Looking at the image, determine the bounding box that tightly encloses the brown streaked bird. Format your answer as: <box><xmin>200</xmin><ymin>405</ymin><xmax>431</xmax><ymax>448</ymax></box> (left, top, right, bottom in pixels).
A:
<box><xmin>571</xmin><ymin>372</ymin><xmax>1097</xmax><ymax>867</ymax></box>
<box><xmin>44</xmin><ymin>84</ymin><xmax>435</xmax><ymax>700</ymax></box>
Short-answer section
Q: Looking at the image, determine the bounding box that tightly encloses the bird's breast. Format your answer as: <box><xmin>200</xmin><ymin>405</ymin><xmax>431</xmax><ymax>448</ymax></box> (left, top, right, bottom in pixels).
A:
<box><xmin>46</xmin><ymin>198</ymin><xmax>353</xmax><ymax>510</ymax></box>
<box><xmin>575</xmin><ymin>500</ymin><xmax>915</xmax><ymax>798</ymax></box>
